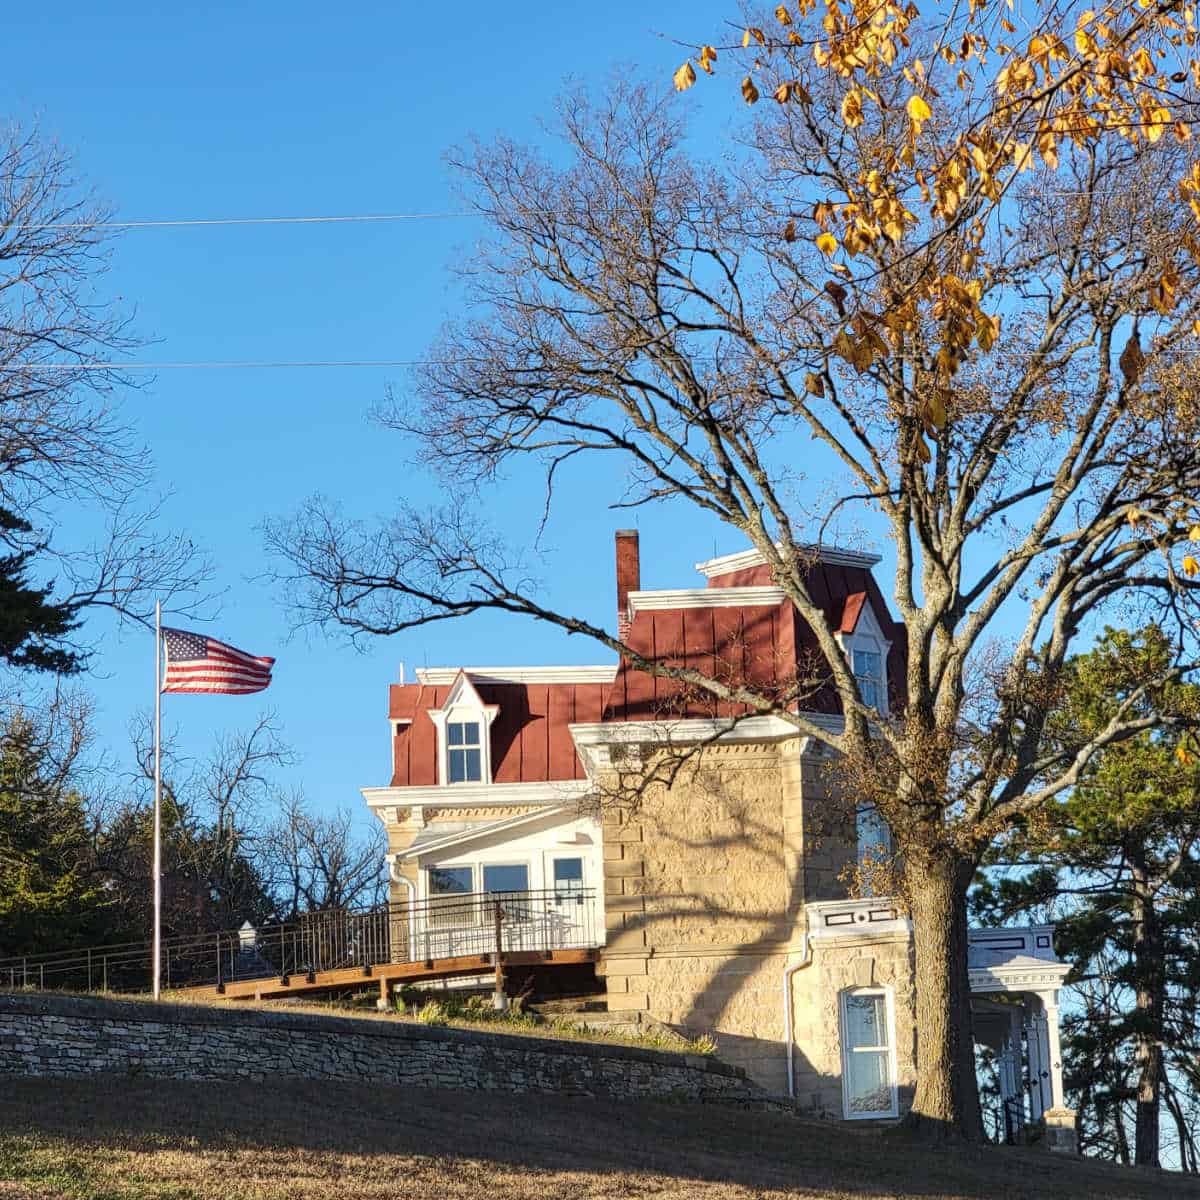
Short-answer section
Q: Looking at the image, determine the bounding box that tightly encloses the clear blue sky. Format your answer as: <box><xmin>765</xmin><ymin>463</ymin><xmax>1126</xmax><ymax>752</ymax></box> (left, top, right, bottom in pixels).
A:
<box><xmin>6</xmin><ymin>1</ymin><xmax>835</xmax><ymax>829</ymax></box>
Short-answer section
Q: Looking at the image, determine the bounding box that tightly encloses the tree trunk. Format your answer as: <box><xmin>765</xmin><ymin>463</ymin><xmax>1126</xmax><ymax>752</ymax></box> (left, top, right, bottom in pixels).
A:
<box><xmin>903</xmin><ymin>850</ymin><xmax>985</xmax><ymax>1141</ymax></box>
<box><xmin>1131</xmin><ymin>866</ymin><xmax>1164</xmax><ymax>1168</ymax></box>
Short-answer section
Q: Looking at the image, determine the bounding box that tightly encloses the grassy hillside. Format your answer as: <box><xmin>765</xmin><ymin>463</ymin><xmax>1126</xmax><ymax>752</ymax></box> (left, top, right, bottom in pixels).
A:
<box><xmin>1</xmin><ymin>1078</ymin><xmax>1198</xmax><ymax>1200</ymax></box>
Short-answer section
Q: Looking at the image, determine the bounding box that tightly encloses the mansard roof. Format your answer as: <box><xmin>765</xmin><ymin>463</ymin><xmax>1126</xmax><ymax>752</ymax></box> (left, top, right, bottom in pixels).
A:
<box><xmin>384</xmin><ymin>540</ymin><xmax>903</xmax><ymax>786</ymax></box>
<box><xmin>604</xmin><ymin>554</ymin><xmax>904</xmax><ymax>723</ymax></box>
<box><xmin>388</xmin><ymin>671</ymin><xmax>611</xmax><ymax>786</ymax></box>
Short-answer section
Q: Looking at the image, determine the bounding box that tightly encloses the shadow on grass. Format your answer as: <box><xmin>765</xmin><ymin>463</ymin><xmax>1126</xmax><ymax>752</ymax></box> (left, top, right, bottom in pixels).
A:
<box><xmin>1</xmin><ymin>1077</ymin><xmax>1197</xmax><ymax>1200</ymax></box>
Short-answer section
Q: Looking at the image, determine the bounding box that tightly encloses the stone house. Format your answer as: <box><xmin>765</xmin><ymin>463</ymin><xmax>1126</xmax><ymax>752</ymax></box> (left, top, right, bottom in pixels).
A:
<box><xmin>361</xmin><ymin>531</ymin><xmax>1075</xmax><ymax>1144</ymax></box>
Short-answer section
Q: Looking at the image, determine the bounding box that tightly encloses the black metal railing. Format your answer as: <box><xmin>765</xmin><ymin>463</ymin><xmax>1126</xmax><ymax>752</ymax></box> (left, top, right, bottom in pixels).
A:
<box><xmin>0</xmin><ymin>888</ymin><xmax>599</xmax><ymax>997</ymax></box>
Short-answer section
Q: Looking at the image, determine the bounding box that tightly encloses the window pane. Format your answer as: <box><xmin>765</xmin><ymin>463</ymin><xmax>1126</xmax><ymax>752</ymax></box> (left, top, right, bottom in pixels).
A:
<box><xmin>854</xmin><ymin>649</ymin><xmax>880</xmax><ymax>676</ymax></box>
<box><xmin>844</xmin><ymin>993</ymin><xmax>889</xmax><ymax>1049</ymax></box>
<box><xmin>554</xmin><ymin>858</ymin><xmax>583</xmax><ymax>884</ymax></box>
<box><xmin>464</xmin><ymin>748</ymin><xmax>481</xmax><ymax>779</ymax></box>
<box><xmin>854</xmin><ymin>649</ymin><xmax>881</xmax><ymax>708</ymax></box>
<box><xmin>846</xmin><ymin>1048</ymin><xmax>893</xmax><ymax>1114</ymax></box>
<box><xmin>429</xmin><ymin>866</ymin><xmax>473</xmax><ymax>896</ymax></box>
<box><xmin>483</xmin><ymin>864</ymin><xmax>529</xmax><ymax>894</ymax></box>
<box><xmin>449</xmin><ymin>748</ymin><xmax>482</xmax><ymax>783</ymax></box>
<box><xmin>448</xmin><ymin>721</ymin><xmax>480</xmax><ymax>747</ymax></box>
<box><xmin>857</xmin><ymin>805</ymin><xmax>891</xmax><ymax>858</ymax></box>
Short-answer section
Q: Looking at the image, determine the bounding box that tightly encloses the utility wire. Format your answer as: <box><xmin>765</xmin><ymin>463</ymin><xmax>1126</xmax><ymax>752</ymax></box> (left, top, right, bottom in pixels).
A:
<box><xmin>11</xmin><ymin>213</ymin><xmax>475</xmax><ymax>231</ymax></box>
<box><xmin>0</xmin><ymin>360</ymin><xmax>429</xmax><ymax>370</ymax></box>
<box><xmin>5</xmin><ymin>189</ymin><xmax>1153</xmax><ymax>232</ymax></box>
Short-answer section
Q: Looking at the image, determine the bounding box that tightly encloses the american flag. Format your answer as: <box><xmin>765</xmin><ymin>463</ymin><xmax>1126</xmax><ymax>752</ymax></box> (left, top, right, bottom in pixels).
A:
<box><xmin>161</xmin><ymin>627</ymin><xmax>274</xmax><ymax>695</ymax></box>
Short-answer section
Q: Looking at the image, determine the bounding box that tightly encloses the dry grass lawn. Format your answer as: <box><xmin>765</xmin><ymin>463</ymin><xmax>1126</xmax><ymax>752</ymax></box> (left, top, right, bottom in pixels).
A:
<box><xmin>1</xmin><ymin>1078</ymin><xmax>1198</xmax><ymax>1200</ymax></box>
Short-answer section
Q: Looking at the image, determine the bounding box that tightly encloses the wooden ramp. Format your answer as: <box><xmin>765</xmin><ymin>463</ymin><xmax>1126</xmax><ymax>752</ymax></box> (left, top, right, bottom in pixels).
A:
<box><xmin>176</xmin><ymin>947</ymin><xmax>599</xmax><ymax>1003</ymax></box>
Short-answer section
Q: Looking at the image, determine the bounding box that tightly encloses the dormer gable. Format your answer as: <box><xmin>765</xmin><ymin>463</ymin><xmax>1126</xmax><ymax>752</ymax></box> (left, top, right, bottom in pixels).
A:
<box><xmin>834</xmin><ymin>592</ymin><xmax>892</xmax><ymax>714</ymax></box>
<box><xmin>426</xmin><ymin>671</ymin><xmax>500</xmax><ymax>785</ymax></box>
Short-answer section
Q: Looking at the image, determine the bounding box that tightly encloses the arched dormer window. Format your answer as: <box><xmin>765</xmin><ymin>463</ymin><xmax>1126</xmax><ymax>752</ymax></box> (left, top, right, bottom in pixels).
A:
<box><xmin>427</xmin><ymin>672</ymin><xmax>499</xmax><ymax>786</ymax></box>
<box><xmin>836</xmin><ymin>593</ymin><xmax>891</xmax><ymax>715</ymax></box>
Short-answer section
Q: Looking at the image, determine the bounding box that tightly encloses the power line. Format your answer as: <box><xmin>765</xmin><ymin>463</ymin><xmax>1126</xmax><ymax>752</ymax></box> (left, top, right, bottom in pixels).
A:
<box><xmin>10</xmin><ymin>213</ymin><xmax>476</xmax><ymax>231</ymax></box>
<box><xmin>0</xmin><ymin>360</ymin><xmax>429</xmax><ymax>370</ymax></box>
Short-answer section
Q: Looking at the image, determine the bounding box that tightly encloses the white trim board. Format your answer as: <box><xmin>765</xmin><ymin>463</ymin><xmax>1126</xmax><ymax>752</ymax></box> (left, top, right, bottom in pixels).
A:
<box><xmin>414</xmin><ymin>665</ymin><xmax>618</xmax><ymax>685</ymax></box>
<box><xmin>695</xmin><ymin>543</ymin><xmax>881</xmax><ymax>578</ymax></box>
<box><xmin>361</xmin><ymin>779</ymin><xmax>595</xmax><ymax>809</ymax></box>
<box><xmin>627</xmin><ymin>586</ymin><xmax>786</xmax><ymax>612</ymax></box>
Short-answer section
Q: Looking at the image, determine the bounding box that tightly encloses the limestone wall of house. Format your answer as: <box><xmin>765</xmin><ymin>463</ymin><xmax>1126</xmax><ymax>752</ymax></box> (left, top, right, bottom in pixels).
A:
<box><xmin>598</xmin><ymin>737</ymin><xmax>860</xmax><ymax>1092</ymax></box>
<box><xmin>788</xmin><ymin>933</ymin><xmax>917</xmax><ymax>1121</ymax></box>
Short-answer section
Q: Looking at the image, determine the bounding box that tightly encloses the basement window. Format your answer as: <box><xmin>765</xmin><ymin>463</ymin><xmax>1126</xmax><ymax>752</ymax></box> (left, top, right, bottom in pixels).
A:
<box><xmin>839</xmin><ymin>988</ymin><xmax>899</xmax><ymax>1119</ymax></box>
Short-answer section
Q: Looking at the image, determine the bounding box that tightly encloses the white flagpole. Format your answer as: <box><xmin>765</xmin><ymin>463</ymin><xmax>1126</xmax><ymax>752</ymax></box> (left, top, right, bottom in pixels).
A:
<box><xmin>152</xmin><ymin>599</ymin><xmax>163</xmax><ymax>1001</ymax></box>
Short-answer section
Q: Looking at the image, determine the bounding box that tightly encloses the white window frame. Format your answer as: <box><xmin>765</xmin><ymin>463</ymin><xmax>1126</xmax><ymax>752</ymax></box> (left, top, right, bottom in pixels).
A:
<box><xmin>839</xmin><ymin>986</ymin><xmax>900</xmax><ymax>1120</ymax></box>
<box><xmin>427</xmin><ymin>672</ymin><xmax>499</xmax><ymax>786</ymax></box>
<box><xmin>836</xmin><ymin>600</ymin><xmax>891</xmax><ymax>716</ymax></box>
<box><xmin>446</xmin><ymin>718</ymin><xmax>485</xmax><ymax>783</ymax></box>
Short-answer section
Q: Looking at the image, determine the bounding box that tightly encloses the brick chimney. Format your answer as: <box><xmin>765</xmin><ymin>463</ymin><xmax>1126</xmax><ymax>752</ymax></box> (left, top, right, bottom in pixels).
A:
<box><xmin>615</xmin><ymin>530</ymin><xmax>640</xmax><ymax>642</ymax></box>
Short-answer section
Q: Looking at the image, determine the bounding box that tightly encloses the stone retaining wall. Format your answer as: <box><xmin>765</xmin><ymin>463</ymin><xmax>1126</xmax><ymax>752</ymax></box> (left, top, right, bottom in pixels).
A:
<box><xmin>0</xmin><ymin>992</ymin><xmax>771</xmax><ymax>1107</ymax></box>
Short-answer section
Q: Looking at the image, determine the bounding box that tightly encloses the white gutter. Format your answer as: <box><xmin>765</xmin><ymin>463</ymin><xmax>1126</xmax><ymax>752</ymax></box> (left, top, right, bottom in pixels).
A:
<box><xmin>383</xmin><ymin>857</ymin><xmax>417</xmax><ymax>1009</ymax></box>
<box><xmin>783</xmin><ymin>924</ymin><xmax>814</xmax><ymax>1101</ymax></box>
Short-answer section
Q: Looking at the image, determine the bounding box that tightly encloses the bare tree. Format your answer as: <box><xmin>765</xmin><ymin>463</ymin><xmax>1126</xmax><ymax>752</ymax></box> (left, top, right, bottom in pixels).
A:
<box><xmin>106</xmin><ymin>712</ymin><xmax>291</xmax><ymax>936</ymax></box>
<box><xmin>0</xmin><ymin>122</ymin><xmax>212</xmax><ymax>670</ymax></box>
<box><xmin>257</xmin><ymin>792</ymin><xmax>385</xmax><ymax>918</ymax></box>
<box><xmin>266</xmin><ymin>82</ymin><xmax>1200</xmax><ymax>1138</ymax></box>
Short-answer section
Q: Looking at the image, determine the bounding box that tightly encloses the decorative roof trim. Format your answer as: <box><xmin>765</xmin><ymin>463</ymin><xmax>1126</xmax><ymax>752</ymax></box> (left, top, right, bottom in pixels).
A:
<box><xmin>361</xmin><ymin>779</ymin><xmax>594</xmax><ymax>808</ymax></box>
<box><xmin>627</xmin><ymin>586</ymin><xmax>786</xmax><ymax>612</ymax></box>
<box><xmin>694</xmin><ymin>543</ymin><xmax>881</xmax><ymax>578</ymax></box>
<box><xmin>414</xmin><ymin>665</ymin><xmax>618</xmax><ymax>685</ymax></box>
<box><xmin>969</xmin><ymin>963</ymin><xmax>1071</xmax><ymax>994</ymax></box>
<box><xmin>394</xmin><ymin>803</ymin><xmax>576</xmax><ymax>861</ymax></box>
<box><xmin>569</xmin><ymin>713</ymin><xmax>844</xmax><ymax>776</ymax></box>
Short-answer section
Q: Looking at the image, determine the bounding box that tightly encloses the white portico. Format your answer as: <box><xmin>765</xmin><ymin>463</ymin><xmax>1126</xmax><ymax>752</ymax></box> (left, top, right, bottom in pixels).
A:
<box><xmin>968</xmin><ymin>926</ymin><xmax>1075</xmax><ymax>1151</ymax></box>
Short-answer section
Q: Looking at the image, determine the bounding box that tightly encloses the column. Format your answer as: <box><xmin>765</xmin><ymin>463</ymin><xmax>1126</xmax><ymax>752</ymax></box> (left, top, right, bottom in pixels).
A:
<box><xmin>1041</xmin><ymin>990</ymin><xmax>1066</xmax><ymax>1110</ymax></box>
<box><xmin>1033</xmin><ymin>989</ymin><xmax>1078</xmax><ymax>1154</ymax></box>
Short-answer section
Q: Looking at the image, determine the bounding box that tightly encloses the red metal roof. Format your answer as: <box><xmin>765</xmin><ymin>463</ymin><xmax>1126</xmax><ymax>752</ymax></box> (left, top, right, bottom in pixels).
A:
<box><xmin>385</xmin><ymin>556</ymin><xmax>906</xmax><ymax>785</ymax></box>
<box><xmin>388</xmin><ymin>681</ymin><xmax>608</xmax><ymax>786</ymax></box>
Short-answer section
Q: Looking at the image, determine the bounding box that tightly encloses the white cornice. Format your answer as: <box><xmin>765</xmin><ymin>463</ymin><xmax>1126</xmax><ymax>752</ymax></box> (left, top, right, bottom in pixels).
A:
<box><xmin>969</xmin><ymin>964</ymin><xmax>1071</xmax><ymax>994</ymax></box>
<box><xmin>694</xmin><ymin>543</ymin><xmax>882</xmax><ymax>578</ymax></box>
<box><xmin>394</xmin><ymin>803</ymin><xmax>577</xmax><ymax>861</ymax></box>
<box><xmin>569</xmin><ymin>713</ymin><xmax>844</xmax><ymax>775</ymax></box>
<box><xmin>360</xmin><ymin>779</ymin><xmax>594</xmax><ymax>809</ymax></box>
<box><xmin>414</xmin><ymin>665</ymin><xmax>618</xmax><ymax>685</ymax></box>
<box><xmin>627</xmin><ymin>586</ymin><xmax>786</xmax><ymax>612</ymax></box>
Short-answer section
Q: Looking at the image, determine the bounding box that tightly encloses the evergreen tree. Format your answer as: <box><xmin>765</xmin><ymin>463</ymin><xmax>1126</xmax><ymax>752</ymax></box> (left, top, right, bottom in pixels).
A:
<box><xmin>977</xmin><ymin>627</ymin><xmax>1200</xmax><ymax>1169</ymax></box>
<box><xmin>0</xmin><ymin>507</ymin><xmax>82</xmax><ymax>674</ymax></box>
<box><xmin>0</xmin><ymin>710</ymin><xmax>108</xmax><ymax>956</ymax></box>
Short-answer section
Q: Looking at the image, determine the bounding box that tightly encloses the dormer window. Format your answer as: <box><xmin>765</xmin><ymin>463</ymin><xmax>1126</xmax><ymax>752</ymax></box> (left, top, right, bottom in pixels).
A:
<box><xmin>836</xmin><ymin>592</ymin><xmax>891</xmax><ymax>716</ymax></box>
<box><xmin>427</xmin><ymin>672</ymin><xmax>499</xmax><ymax>787</ymax></box>
<box><xmin>447</xmin><ymin>720</ymin><xmax>483</xmax><ymax>783</ymax></box>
